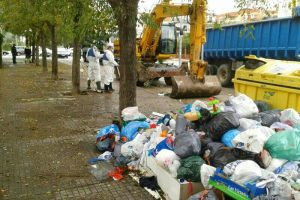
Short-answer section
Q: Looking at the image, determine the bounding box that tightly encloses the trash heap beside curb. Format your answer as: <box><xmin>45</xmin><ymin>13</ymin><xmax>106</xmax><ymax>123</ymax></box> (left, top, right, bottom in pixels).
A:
<box><xmin>90</xmin><ymin>94</ymin><xmax>300</xmax><ymax>200</ymax></box>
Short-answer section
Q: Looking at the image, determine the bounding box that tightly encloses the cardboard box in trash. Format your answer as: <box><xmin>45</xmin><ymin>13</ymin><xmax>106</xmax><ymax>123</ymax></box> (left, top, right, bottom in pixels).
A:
<box><xmin>146</xmin><ymin>156</ymin><xmax>204</xmax><ymax>200</ymax></box>
<box><xmin>209</xmin><ymin>168</ymin><xmax>267</xmax><ymax>200</ymax></box>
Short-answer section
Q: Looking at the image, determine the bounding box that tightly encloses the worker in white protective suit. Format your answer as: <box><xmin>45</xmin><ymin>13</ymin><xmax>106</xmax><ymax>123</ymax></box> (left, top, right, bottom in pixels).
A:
<box><xmin>86</xmin><ymin>45</ymin><xmax>103</xmax><ymax>93</ymax></box>
<box><xmin>102</xmin><ymin>43</ymin><xmax>119</xmax><ymax>92</ymax></box>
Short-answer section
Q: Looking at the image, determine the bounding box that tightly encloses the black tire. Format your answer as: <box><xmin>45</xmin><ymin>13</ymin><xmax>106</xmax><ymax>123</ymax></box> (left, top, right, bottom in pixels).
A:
<box><xmin>206</xmin><ymin>65</ymin><xmax>218</xmax><ymax>75</ymax></box>
<box><xmin>217</xmin><ymin>64</ymin><xmax>234</xmax><ymax>87</ymax></box>
<box><xmin>164</xmin><ymin>77</ymin><xmax>172</xmax><ymax>86</ymax></box>
<box><xmin>136</xmin><ymin>81</ymin><xmax>145</xmax><ymax>87</ymax></box>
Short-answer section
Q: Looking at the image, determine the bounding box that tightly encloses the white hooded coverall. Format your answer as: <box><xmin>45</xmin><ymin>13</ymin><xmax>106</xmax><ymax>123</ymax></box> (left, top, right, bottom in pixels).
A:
<box><xmin>87</xmin><ymin>46</ymin><xmax>101</xmax><ymax>82</ymax></box>
<box><xmin>102</xmin><ymin>50</ymin><xmax>119</xmax><ymax>85</ymax></box>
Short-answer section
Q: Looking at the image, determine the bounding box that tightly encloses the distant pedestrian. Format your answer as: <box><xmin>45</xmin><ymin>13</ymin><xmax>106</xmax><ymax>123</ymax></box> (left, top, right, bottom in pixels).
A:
<box><xmin>102</xmin><ymin>43</ymin><xmax>119</xmax><ymax>93</ymax></box>
<box><xmin>11</xmin><ymin>44</ymin><xmax>17</xmax><ymax>64</ymax></box>
<box><xmin>86</xmin><ymin>45</ymin><xmax>103</xmax><ymax>93</ymax></box>
<box><xmin>24</xmin><ymin>45</ymin><xmax>31</xmax><ymax>64</ymax></box>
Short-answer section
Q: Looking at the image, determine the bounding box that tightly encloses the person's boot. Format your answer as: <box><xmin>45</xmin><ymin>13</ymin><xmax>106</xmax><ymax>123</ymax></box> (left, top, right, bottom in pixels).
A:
<box><xmin>109</xmin><ymin>82</ymin><xmax>115</xmax><ymax>92</ymax></box>
<box><xmin>104</xmin><ymin>84</ymin><xmax>110</xmax><ymax>93</ymax></box>
<box><xmin>87</xmin><ymin>80</ymin><xmax>91</xmax><ymax>90</ymax></box>
<box><xmin>96</xmin><ymin>81</ymin><xmax>103</xmax><ymax>93</ymax></box>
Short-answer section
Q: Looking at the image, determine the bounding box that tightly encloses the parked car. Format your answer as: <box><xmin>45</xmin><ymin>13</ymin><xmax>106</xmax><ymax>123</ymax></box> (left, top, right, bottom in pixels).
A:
<box><xmin>57</xmin><ymin>47</ymin><xmax>69</xmax><ymax>58</ymax></box>
<box><xmin>16</xmin><ymin>46</ymin><xmax>25</xmax><ymax>56</ymax></box>
<box><xmin>2</xmin><ymin>50</ymin><xmax>10</xmax><ymax>55</ymax></box>
<box><xmin>39</xmin><ymin>48</ymin><xmax>52</xmax><ymax>57</ymax></box>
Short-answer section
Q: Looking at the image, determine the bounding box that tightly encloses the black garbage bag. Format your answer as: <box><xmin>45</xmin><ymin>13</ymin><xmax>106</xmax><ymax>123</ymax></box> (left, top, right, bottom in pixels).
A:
<box><xmin>254</xmin><ymin>100</ymin><xmax>271</xmax><ymax>112</ymax></box>
<box><xmin>139</xmin><ymin>176</ymin><xmax>159</xmax><ymax>191</ymax></box>
<box><xmin>203</xmin><ymin>142</ymin><xmax>237</xmax><ymax>168</ymax></box>
<box><xmin>231</xmin><ymin>148</ymin><xmax>265</xmax><ymax>168</ymax></box>
<box><xmin>174</xmin><ymin>129</ymin><xmax>201</xmax><ymax>159</ymax></box>
<box><xmin>177</xmin><ymin>156</ymin><xmax>205</xmax><ymax>182</ymax></box>
<box><xmin>201</xmin><ymin>112</ymin><xmax>240</xmax><ymax>141</ymax></box>
<box><xmin>258</xmin><ymin>110</ymin><xmax>281</xmax><ymax>127</ymax></box>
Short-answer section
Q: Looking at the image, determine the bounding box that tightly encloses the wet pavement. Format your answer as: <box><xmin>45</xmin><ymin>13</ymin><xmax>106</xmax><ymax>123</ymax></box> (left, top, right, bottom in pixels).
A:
<box><xmin>0</xmin><ymin>58</ymin><xmax>234</xmax><ymax>199</ymax></box>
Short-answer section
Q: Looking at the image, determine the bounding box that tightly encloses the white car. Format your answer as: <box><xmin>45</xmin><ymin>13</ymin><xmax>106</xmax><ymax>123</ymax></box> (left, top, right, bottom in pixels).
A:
<box><xmin>57</xmin><ymin>48</ymin><xmax>69</xmax><ymax>58</ymax></box>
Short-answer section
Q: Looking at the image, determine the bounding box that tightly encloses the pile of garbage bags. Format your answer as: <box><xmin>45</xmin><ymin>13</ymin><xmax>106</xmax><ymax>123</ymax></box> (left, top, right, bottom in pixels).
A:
<box><xmin>94</xmin><ymin>94</ymin><xmax>300</xmax><ymax>199</ymax></box>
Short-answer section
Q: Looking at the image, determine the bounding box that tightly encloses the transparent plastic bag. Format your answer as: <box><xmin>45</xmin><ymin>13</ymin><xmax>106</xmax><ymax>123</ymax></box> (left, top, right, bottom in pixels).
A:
<box><xmin>89</xmin><ymin>162</ymin><xmax>114</xmax><ymax>181</ymax></box>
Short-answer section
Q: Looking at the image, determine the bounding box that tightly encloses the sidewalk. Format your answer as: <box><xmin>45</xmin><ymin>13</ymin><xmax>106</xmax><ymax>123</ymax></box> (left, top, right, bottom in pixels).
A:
<box><xmin>0</xmin><ymin>61</ymin><xmax>233</xmax><ymax>199</ymax></box>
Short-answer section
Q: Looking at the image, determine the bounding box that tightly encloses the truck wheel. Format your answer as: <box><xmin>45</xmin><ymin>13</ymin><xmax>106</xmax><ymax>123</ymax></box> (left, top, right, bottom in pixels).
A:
<box><xmin>136</xmin><ymin>81</ymin><xmax>145</xmax><ymax>87</ymax></box>
<box><xmin>206</xmin><ymin>65</ymin><xmax>217</xmax><ymax>75</ymax></box>
<box><xmin>217</xmin><ymin>64</ymin><xmax>234</xmax><ymax>87</ymax></box>
<box><xmin>164</xmin><ymin>77</ymin><xmax>172</xmax><ymax>86</ymax></box>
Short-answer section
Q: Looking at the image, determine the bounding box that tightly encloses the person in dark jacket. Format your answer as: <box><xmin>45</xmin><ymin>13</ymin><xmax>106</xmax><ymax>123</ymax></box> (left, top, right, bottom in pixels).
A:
<box><xmin>11</xmin><ymin>44</ymin><xmax>17</xmax><ymax>64</ymax></box>
<box><xmin>24</xmin><ymin>45</ymin><xmax>31</xmax><ymax>63</ymax></box>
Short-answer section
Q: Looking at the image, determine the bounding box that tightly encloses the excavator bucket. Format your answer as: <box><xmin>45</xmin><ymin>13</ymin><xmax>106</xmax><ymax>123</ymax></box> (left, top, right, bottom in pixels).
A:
<box><xmin>170</xmin><ymin>75</ymin><xmax>222</xmax><ymax>98</ymax></box>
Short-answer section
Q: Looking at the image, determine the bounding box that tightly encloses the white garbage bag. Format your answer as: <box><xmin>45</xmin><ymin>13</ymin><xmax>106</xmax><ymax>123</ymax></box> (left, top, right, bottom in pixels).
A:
<box><xmin>121</xmin><ymin>140</ymin><xmax>144</xmax><ymax>159</ymax></box>
<box><xmin>232</xmin><ymin>126</ymin><xmax>274</xmax><ymax>153</ymax></box>
<box><xmin>280</xmin><ymin>108</ymin><xmax>300</xmax><ymax>127</ymax></box>
<box><xmin>229</xmin><ymin>94</ymin><xmax>259</xmax><ymax>118</ymax></box>
<box><xmin>200</xmin><ymin>164</ymin><xmax>216</xmax><ymax>189</ymax></box>
<box><xmin>121</xmin><ymin>106</ymin><xmax>146</xmax><ymax>121</ymax></box>
<box><xmin>155</xmin><ymin>149</ymin><xmax>180</xmax><ymax>177</ymax></box>
<box><xmin>238</xmin><ymin>118</ymin><xmax>261</xmax><ymax>132</ymax></box>
<box><xmin>266</xmin><ymin>158</ymin><xmax>288</xmax><ymax>172</ymax></box>
<box><xmin>224</xmin><ymin>160</ymin><xmax>262</xmax><ymax>184</ymax></box>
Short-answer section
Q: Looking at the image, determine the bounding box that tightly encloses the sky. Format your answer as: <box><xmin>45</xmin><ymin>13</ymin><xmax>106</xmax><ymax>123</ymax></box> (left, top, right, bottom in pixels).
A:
<box><xmin>138</xmin><ymin>0</ymin><xmax>236</xmax><ymax>14</ymax></box>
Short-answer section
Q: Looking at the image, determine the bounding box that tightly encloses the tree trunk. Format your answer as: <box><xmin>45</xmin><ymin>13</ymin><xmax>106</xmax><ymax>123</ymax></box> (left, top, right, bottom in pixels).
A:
<box><xmin>32</xmin><ymin>31</ymin><xmax>36</xmax><ymax>63</ymax></box>
<box><xmin>72</xmin><ymin>39</ymin><xmax>81</xmax><ymax>94</ymax></box>
<box><xmin>109</xmin><ymin>0</ymin><xmax>138</xmax><ymax>115</ymax></box>
<box><xmin>41</xmin><ymin>31</ymin><xmax>47</xmax><ymax>72</ymax></box>
<box><xmin>0</xmin><ymin>34</ymin><xmax>3</xmax><ymax>68</ymax></box>
<box><xmin>35</xmin><ymin>33</ymin><xmax>40</xmax><ymax>66</ymax></box>
<box><xmin>50</xmin><ymin>25</ymin><xmax>58</xmax><ymax>80</ymax></box>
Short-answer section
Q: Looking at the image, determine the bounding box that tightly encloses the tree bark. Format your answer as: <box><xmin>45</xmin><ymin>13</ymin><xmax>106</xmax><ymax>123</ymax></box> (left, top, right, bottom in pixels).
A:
<box><xmin>72</xmin><ymin>39</ymin><xmax>81</xmax><ymax>94</ymax></box>
<box><xmin>50</xmin><ymin>25</ymin><xmax>58</xmax><ymax>80</ymax></box>
<box><xmin>41</xmin><ymin>31</ymin><xmax>47</xmax><ymax>72</ymax></box>
<box><xmin>108</xmin><ymin>0</ymin><xmax>138</xmax><ymax>115</ymax></box>
<box><xmin>35</xmin><ymin>33</ymin><xmax>40</xmax><ymax>66</ymax></box>
<box><xmin>0</xmin><ymin>34</ymin><xmax>3</xmax><ymax>68</ymax></box>
<box><xmin>32</xmin><ymin>31</ymin><xmax>36</xmax><ymax>63</ymax></box>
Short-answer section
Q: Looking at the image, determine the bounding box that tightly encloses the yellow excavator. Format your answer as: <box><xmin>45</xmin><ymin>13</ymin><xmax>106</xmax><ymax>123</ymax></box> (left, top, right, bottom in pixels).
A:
<box><xmin>114</xmin><ymin>0</ymin><xmax>221</xmax><ymax>98</ymax></box>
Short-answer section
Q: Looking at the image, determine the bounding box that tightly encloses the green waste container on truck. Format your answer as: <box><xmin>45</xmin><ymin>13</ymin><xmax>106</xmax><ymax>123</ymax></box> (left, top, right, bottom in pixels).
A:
<box><xmin>233</xmin><ymin>55</ymin><xmax>300</xmax><ymax>112</ymax></box>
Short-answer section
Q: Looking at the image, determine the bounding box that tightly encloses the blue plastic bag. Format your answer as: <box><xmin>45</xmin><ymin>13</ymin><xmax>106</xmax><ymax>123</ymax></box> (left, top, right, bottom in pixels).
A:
<box><xmin>96</xmin><ymin>124</ymin><xmax>120</xmax><ymax>140</ymax></box>
<box><xmin>120</xmin><ymin>121</ymin><xmax>149</xmax><ymax>142</ymax></box>
<box><xmin>152</xmin><ymin>137</ymin><xmax>174</xmax><ymax>156</ymax></box>
<box><xmin>221</xmin><ymin>129</ymin><xmax>240</xmax><ymax>147</ymax></box>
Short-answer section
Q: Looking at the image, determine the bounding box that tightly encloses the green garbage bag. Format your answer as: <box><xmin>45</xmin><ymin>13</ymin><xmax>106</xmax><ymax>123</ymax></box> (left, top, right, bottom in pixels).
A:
<box><xmin>177</xmin><ymin>156</ymin><xmax>205</xmax><ymax>182</ymax></box>
<box><xmin>264</xmin><ymin>128</ymin><xmax>300</xmax><ymax>161</ymax></box>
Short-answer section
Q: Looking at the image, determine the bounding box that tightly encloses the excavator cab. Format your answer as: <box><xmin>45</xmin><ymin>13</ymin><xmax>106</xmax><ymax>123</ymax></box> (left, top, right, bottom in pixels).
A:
<box><xmin>157</xmin><ymin>24</ymin><xmax>177</xmax><ymax>55</ymax></box>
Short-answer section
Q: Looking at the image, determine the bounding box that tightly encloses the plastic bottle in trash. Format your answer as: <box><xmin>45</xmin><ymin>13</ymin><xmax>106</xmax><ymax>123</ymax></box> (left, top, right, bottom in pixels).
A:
<box><xmin>184</xmin><ymin>112</ymin><xmax>201</xmax><ymax>121</ymax></box>
<box><xmin>175</xmin><ymin>114</ymin><xmax>188</xmax><ymax>136</ymax></box>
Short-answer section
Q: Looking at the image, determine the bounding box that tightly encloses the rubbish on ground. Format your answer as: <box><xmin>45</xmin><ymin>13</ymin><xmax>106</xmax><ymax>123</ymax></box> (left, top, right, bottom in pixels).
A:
<box><xmin>280</xmin><ymin>108</ymin><xmax>300</xmax><ymax>127</ymax></box>
<box><xmin>155</xmin><ymin>149</ymin><xmax>181</xmax><ymax>177</ymax></box>
<box><xmin>258</xmin><ymin>110</ymin><xmax>281</xmax><ymax>127</ymax></box>
<box><xmin>221</xmin><ymin>129</ymin><xmax>240</xmax><ymax>147</ymax></box>
<box><xmin>202</xmin><ymin>112</ymin><xmax>240</xmax><ymax>141</ymax></box>
<box><xmin>108</xmin><ymin>167</ymin><xmax>125</xmax><ymax>181</ymax></box>
<box><xmin>120</xmin><ymin>121</ymin><xmax>149</xmax><ymax>142</ymax></box>
<box><xmin>121</xmin><ymin>106</ymin><xmax>147</xmax><ymax>122</ymax></box>
<box><xmin>265</xmin><ymin>128</ymin><xmax>300</xmax><ymax>161</ymax></box>
<box><xmin>88</xmin><ymin>151</ymin><xmax>113</xmax><ymax>164</ymax></box>
<box><xmin>232</xmin><ymin>126</ymin><xmax>274</xmax><ymax>154</ymax></box>
<box><xmin>174</xmin><ymin>129</ymin><xmax>201</xmax><ymax>158</ymax></box>
<box><xmin>89</xmin><ymin>162</ymin><xmax>114</xmax><ymax>181</ymax></box>
<box><xmin>254</xmin><ymin>100</ymin><xmax>271</xmax><ymax>112</ymax></box>
<box><xmin>139</xmin><ymin>176</ymin><xmax>159</xmax><ymax>191</ymax></box>
<box><xmin>229</xmin><ymin>93</ymin><xmax>259</xmax><ymax>118</ymax></box>
<box><xmin>238</xmin><ymin>118</ymin><xmax>261</xmax><ymax>132</ymax></box>
<box><xmin>177</xmin><ymin>156</ymin><xmax>205</xmax><ymax>182</ymax></box>
<box><xmin>270</xmin><ymin>122</ymin><xmax>293</xmax><ymax>131</ymax></box>
<box><xmin>91</xmin><ymin>94</ymin><xmax>300</xmax><ymax>199</ymax></box>
<box><xmin>200</xmin><ymin>164</ymin><xmax>216</xmax><ymax>189</ymax></box>
<box><xmin>188</xmin><ymin>189</ymin><xmax>219</xmax><ymax>200</ymax></box>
